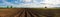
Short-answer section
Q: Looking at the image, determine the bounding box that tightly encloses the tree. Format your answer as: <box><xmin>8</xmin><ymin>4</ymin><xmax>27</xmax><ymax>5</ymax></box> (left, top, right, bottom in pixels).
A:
<box><xmin>10</xmin><ymin>6</ymin><xmax>13</xmax><ymax>8</ymax></box>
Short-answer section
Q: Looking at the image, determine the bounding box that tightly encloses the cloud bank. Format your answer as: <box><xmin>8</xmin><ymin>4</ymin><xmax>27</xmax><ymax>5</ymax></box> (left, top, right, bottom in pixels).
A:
<box><xmin>0</xmin><ymin>0</ymin><xmax>60</xmax><ymax>8</ymax></box>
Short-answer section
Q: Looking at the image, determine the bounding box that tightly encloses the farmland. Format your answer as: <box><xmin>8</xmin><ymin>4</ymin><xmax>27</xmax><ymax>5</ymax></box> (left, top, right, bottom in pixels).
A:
<box><xmin>0</xmin><ymin>8</ymin><xmax>60</xmax><ymax>17</ymax></box>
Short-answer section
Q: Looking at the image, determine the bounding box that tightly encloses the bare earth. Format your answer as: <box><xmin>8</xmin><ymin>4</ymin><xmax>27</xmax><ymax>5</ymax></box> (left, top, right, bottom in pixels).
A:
<box><xmin>0</xmin><ymin>8</ymin><xmax>60</xmax><ymax>17</ymax></box>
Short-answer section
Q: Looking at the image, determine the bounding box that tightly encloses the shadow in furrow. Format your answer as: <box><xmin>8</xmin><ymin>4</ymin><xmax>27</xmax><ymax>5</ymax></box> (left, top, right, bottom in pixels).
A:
<box><xmin>18</xmin><ymin>10</ymin><xmax>25</xmax><ymax>17</ymax></box>
<box><xmin>25</xmin><ymin>9</ymin><xmax>34</xmax><ymax>17</ymax></box>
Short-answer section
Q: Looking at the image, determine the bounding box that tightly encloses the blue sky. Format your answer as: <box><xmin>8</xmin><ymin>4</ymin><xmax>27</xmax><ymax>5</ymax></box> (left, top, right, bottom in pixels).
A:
<box><xmin>0</xmin><ymin>0</ymin><xmax>43</xmax><ymax>5</ymax></box>
<box><xmin>0</xmin><ymin>0</ymin><xmax>60</xmax><ymax>8</ymax></box>
<box><xmin>0</xmin><ymin>0</ymin><xmax>33</xmax><ymax>6</ymax></box>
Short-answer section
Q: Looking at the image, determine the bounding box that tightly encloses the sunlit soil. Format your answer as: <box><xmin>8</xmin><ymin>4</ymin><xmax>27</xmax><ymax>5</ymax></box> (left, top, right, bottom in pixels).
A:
<box><xmin>0</xmin><ymin>8</ymin><xmax>24</xmax><ymax>17</ymax></box>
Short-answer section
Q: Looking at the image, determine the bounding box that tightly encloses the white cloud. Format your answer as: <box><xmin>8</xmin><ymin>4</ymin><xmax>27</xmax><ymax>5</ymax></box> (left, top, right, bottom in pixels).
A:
<box><xmin>39</xmin><ymin>0</ymin><xmax>60</xmax><ymax>8</ymax></box>
<box><xmin>1</xmin><ymin>0</ymin><xmax>60</xmax><ymax>8</ymax></box>
<box><xmin>24</xmin><ymin>0</ymin><xmax>32</xmax><ymax>2</ymax></box>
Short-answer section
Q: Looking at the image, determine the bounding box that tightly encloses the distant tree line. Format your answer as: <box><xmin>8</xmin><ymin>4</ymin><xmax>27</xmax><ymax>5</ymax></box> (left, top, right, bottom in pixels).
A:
<box><xmin>7</xmin><ymin>5</ymin><xmax>13</xmax><ymax>8</ymax></box>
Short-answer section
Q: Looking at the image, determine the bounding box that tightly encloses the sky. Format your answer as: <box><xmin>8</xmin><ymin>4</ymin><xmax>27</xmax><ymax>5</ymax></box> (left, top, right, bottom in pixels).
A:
<box><xmin>0</xmin><ymin>0</ymin><xmax>60</xmax><ymax>8</ymax></box>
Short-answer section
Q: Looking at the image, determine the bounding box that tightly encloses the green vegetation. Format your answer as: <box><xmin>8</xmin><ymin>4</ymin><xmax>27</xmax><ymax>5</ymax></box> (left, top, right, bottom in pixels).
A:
<box><xmin>0</xmin><ymin>5</ymin><xmax>13</xmax><ymax>8</ymax></box>
<box><xmin>7</xmin><ymin>6</ymin><xmax>13</xmax><ymax>8</ymax></box>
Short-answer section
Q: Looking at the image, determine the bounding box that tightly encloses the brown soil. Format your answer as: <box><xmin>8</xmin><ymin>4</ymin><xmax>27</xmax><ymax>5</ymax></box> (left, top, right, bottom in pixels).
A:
<box><xmin>0</xmin><ymin>8</ymin><xmax>60</xmax><ymax>17</ymax></box>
